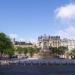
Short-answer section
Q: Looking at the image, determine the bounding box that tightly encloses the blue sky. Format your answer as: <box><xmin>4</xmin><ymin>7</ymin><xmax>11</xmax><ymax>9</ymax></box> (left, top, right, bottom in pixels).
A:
<box><xmin>0</xmin><ymin>0</ymin><xmax>75</xmax><ymax>42</ymax></box>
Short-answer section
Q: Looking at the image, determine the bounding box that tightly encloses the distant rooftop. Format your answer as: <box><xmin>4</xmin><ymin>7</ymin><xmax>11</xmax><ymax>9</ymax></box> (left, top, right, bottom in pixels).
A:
<box><xmin>38</xmin><ymin>35</ymin><xmax>60</xmax><ymax>40</ymax></box>
<box><xmin>14</xmin><ymin>41</ymin><xmax>33</xmax><ymax>45</ymax></box>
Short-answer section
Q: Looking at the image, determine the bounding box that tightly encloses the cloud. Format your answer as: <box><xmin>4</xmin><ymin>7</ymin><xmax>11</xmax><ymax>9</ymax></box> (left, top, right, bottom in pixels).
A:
<box><xmin>55</xmin><ymin>26</ymin><xmax>75</xmax><ymax>40</ymax></box>
<box><xmin>9</xmin><ymin>33</ymin><xmax>18</xmax><ymax>39</ymax></box>
<box><xmin>54</xmin><ymin>3</ymin><xmax>75</xmax><ymax>39</ymax></box>
<box><xmin>55</xmin><ymin>3</ymin><xmax>75</xmax><ymax>20</ymax></box>
<box><xmin>9</xmin><ymin>33</ymin><xmax>25</xmax><ymax>41</ymax></box>
<box><xmin>8</xmin><ymin>33</ymin><xmax>34</xmax><ymax>42</ymax></box>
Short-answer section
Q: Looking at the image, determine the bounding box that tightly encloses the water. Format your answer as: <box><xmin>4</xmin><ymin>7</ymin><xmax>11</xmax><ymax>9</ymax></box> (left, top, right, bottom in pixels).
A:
<box><xmin>0</xmin><ymin>64</ymin><xmax>75</xmax><ymax>75</ymax></box>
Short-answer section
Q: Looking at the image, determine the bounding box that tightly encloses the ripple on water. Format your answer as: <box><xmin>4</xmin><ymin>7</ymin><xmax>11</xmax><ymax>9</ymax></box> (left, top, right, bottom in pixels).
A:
<box><xmin>0</xmin><ymin>64</ymin><xmax>75</xmax><ymax>75</ymax></box>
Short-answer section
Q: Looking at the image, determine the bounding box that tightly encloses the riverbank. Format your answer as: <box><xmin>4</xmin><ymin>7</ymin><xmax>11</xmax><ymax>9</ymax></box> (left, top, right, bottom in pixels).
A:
<box><xmin>1</xmin><ymin>58</ymin><xmax>75</xmax><ymax>65</ymax></box>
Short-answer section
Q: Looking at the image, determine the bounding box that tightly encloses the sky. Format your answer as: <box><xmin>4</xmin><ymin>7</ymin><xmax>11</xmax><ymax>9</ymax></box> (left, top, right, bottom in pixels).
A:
<box><xmin>0</xmin><ymin>0</ymin><xmax>75</xmax><ymax>42</ymax></box>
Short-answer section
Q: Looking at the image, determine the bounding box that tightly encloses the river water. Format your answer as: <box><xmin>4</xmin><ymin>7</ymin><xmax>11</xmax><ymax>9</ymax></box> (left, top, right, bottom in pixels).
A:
<box><xmin>0</xmin><ymin>64</ymin><xmax>75</xmax><ymax>75</ymax></box>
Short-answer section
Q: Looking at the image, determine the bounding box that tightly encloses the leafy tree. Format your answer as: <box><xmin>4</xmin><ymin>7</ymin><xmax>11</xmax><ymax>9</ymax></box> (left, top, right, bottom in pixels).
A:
<box><xmin>16</xmin><ymin>47</ymin><xmax>23</xmax><ymax>54</ymax></box>
<box><xmin>58</xmin><ymin>46</ymin><xmax>68</xmax><ymax>55</ymax></box>
<box><xmin>49</xmin><ymin>47</ymin><xmax>58</xmax><ymax>55</ymax></box>
<box><xmin>16</xmin><ymin>47</ymin><xmax>40</xmax><ymax>57</ymax></box>
<box><xmin>34</xmin><ymin>48</ymin><xmax>40</xmax><ymax>53</ymax></box>
<box><xmin>27</xmin><ymin>47</ymin><xmax>35</xmax><ymax>57</ymax></box>
<box><xmin>23</xmin><ymin>48</ymin><xmax>28</xmax><ymax>56</ymax></box>
<box><xmin>49</xmin><ymin>46</ymin><xmax>68</xmax><ymax>56</ymax></box>
<box><xmin>0</xmin><ymin>32</ymin><xmax>14</xmax><ymax>58</ymax></box>
<box><xmin>70</xmin><ymin>49</ymin><xmax>75</xmax><ymax>56</ymax></box>
<box><xmin>4</xmin><ymin>49</ymin><xmax>14</xmax><ymax>58</ymax></box>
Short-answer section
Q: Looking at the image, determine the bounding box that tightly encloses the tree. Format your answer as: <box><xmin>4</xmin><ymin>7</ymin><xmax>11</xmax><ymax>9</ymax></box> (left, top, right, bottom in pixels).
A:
<box><xmin>69</xmin><ymin>49</ymin><xmax>75</xmax><ymax>58</ymax></box>
<box><xmin>34</xmin><ymin>48</ymin><xmax>40</xmax><ymax>54</ymax></box>
<box><xmin>4</xmin><ymin>49</ymin><xmax>14</xmax><ymax>58</ymax></box>
<box><xmin>16</xmin><ymin>47</ymin><xmax>23</xmax><ymax>54</ymax></box>
<box><xmin>23</xmin><ymin>48</ymin><xmax>28</xmax><ymax>56</ymax></box>
<box><xmin>0</xmin><ymin>32</ymin><xmax>14</xmax><ymax>58</ymax></box>
<box><xmin>49</xmin><ymin>47</ymin><xmax>58</xmax><ymax>55</ymax></box>
<box><xmin>16</xmin><ymin>47</ymin><xmax>40</xmax><ymax>57</ymax></box>
<box><xmin>58</xmin><ymin>46</ymin><xmax>68</xmax><ymax>55</ymax></box>
<box><xmin>49</xmin><ymin>46</ymin><xmax>68</xmax><ymax>56</ymax></box>
<box><xmin>27</xmin><ymin>47</ymin><xmax>35</xmax><ymax>57</ymax></box>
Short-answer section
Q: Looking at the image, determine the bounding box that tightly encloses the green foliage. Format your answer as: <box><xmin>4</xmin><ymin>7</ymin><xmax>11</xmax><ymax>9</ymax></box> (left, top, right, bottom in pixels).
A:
<box><xmin>58</xmin><ymin>46</ymin><xmax>68</xmax><ymax>55</ymax></box>
<box><xmin>16</xmin><ymin>47</ymin><xmax>40</xmax><ymax>57</ymax></box>
<box><xmin>28</xmin><ymin>47</ymin><xmax>40</xmax><ymax>57</ymax></box>
<box><xmin>4</xmin><ymin>49</ymin><xmax>14</xmax><ymax>58</ymax></box>
<box><xmin>27</xmin><ymin>47</ymin><xmax>35</xmax><ymax>57</ymax></box>
<box><xmin>33</xmin><ymin>48</ymin><xmax>40</xmax><ymax>53</ymax></box>
<box><xmin>0</xmin><ymin>32</ymin><xmax>14</xmax><ymax>57</ymax></box>
<box><xmin>23</xmin><ymin>48</ymin><xmax>28</xmax><ymax>56</ymax></box>
<box><xmin>70</xmin><ymin>49</ymin><xmax>75</xmax><ymax>56</ymax></box>
<box><xmin>16</xmin><ymin>47</ymin><xmax>23</xmax><ymax>54</ymax></box>
<box><xmin>49</xmin><ymin>47</ymin><xmax>58</xmax><ymax>55</ymax></box>
<box><xmin>49</xmin><ymin>46</ymin><xmax>68</xmax><ymax>56</ymax></box>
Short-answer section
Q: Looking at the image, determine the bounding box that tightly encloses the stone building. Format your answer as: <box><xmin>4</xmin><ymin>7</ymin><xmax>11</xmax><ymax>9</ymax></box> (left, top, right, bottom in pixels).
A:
<box><xmin>61</xmin><ymin>39</ymin><xmax>75</xmax><ymax>51</ymax></box>
<box><xmin>37</xmin><ymin>35</ymin><xmax>60</xmax><ymax>48</ymax></box>
<box><xmin>13</xmin><ymin>38</ymin><xmax>35</xmax><ymax>48</ymax></box>
<box><xmin>37</xmin><ymin>35</ymin><xmax>53</xmax><ymax>59</ymax></box>
<box><xmin>49</xmin><ymin>36</ymin><xmax>60</xmax><ymax>48</ymax></box>
<box><xmin>37</xmin><ymin>35</ymin><xmax>75</xmax><ymax>59</ymax></box>
<box><xmin>38</xmin><ymin>35</ymin><xmax>75</xmax><ymax>51</ymax></box>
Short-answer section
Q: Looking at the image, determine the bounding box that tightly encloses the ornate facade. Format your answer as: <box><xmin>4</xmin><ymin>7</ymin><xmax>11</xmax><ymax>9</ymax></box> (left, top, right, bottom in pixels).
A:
<box><xmin>37</xmin><ymin>35</ymin><xmax>75</xmax><ymax>51</ymax></box>
<box><xmin>61</xmin><ymin>39</ymin><xmax>75</xmax><ymax>51</ymax></box>
<box><xmin>38</xmin><ymin>35</ymin><xmax>60</xmax><ymax>48</ymax></box>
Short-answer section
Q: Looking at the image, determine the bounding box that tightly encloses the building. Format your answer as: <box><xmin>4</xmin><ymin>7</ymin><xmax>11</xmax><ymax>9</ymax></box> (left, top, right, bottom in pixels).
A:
<box><xmin>12</xmin><ymin>38</ymin><xmax>36</xmax><ymax>58</ymax></box>
<box><xmin>37</xmin><ymin>35</ymin><xmax>60</xmax><ymax>48</ymax></box>
<box><xmin>13</xmin><ymin>35</ymin><xmax>75</xmax><ymax>51</ymax></box>
<box><xmin>49</xmin><ymin>36</ymin><xmax>60</xmax><ymax>47</ymax></box>
<box><xmin>13</xmin><ymin>38</ymin><xmax>35</xmax><ymax>48</ymax></box>
<box><xmin>38</xmin><ymin>35</ymin><xmax>75</xmax><ymax>51</ymax></box>
<box><xmin>61</xmin><ymin>39</ymin><xmax>75</xmax><ymax>51</ymax></box>
<box><xmin>38</xmin><ymin>35</ymin><xmax>49</xmax><ymax>49</ymax></box>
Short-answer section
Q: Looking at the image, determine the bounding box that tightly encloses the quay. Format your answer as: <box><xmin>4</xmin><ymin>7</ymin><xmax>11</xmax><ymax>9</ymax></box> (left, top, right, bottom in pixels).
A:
<box><xmin>1</xmin><ymin>58</ymin><xmax>75</xmax><ymax>65</ymax></box>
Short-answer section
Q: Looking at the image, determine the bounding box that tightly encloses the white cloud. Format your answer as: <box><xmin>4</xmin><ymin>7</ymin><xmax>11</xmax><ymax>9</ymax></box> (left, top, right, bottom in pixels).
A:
<box><xmin>55</xmin><ymin>3</ymin><xmax>75</xmax><ymax>20</ymax></box>
<box><xmin>9</xmin><ymin>33</ymin><xmax>18</xmax><ymax>39</ymax></box>
<box><xmin>8</xmin><ymin>33</ymin><xmax>34</xmax><ymax>42</ymax></box>
<box><xmin>55</xmin><ymin>26</ymin><xmax>75</xmax><ymax>40</ymax></box>
<box><xmin>9</xmin><ymin>33</ymin><xmax>25</xmax><ymax>41</ymax></box>
<box><xmin>66</xmin><ymin>26</ymin><xmax>75</xmax><ymax>33</ymax></box>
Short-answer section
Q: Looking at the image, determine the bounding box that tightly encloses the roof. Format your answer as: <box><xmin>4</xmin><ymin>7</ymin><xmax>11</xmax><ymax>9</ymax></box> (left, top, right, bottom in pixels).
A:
<box><xmin>14</xmin><ymin>41</ymin><xmax>33</xmax><ymax>45</ymax></box>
